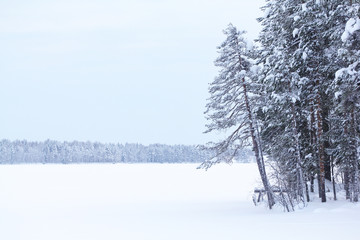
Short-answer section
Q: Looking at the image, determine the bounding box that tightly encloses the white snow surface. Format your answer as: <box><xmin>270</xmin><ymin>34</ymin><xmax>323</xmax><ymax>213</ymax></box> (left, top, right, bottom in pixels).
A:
<box><xmin>0</xmin><ymin>163</ymin><xmax>359</xmax><ymax>240</ymax></box>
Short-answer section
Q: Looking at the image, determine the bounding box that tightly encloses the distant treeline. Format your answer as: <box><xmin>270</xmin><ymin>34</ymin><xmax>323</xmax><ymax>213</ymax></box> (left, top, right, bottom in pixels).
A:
<box><xmin>0</xmin><ymin>139</ymin><xmax>254</xmax><ymax>164</ymax></box>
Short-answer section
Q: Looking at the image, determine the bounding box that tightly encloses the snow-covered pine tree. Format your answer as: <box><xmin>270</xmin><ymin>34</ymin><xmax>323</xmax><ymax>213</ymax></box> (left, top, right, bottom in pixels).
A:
<box><xmin>328</xmin><ymin>1</ymin><xmax>360</xmax><ymax>202</ymax></box>
<box><xmin>256</xmin><ymin>0</ymin><xmax>355</xmax><ymax>204</ymax></box>
<box><xmin>296</xmin><ymin>0</ymin><xmax>359</xmax><ymax>202</ymax></box>
<box><xmin>292</xmin><ymin>0</ymin><xmax>329</xmax><ymax>203</ymax></box>
<box><xmin>200</xmin><ymin>24</ymin><xmax>275</xmax><ymax>209</ymax></box>
<box><xmin>256</xmin><ymin>0</ymin><xmax>308</xmax><ymax>207</ymax></box>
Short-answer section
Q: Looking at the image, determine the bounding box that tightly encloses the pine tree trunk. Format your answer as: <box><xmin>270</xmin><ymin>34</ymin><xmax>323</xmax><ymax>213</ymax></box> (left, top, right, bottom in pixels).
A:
<box><xmin>291</xmin><ymin>101</ymin><xmax>306</xmax><ymax>203</ymax></box>
<box><xmin>310</xmin><ymin>106</ymin><xmax>316</xmax><ymax>194</ymax></box>
<box><xmin>305</xmin><ymin>181</ymin><xmax>310</xmax><ymax>202</ymax></box>
<box><xmin>317</xmin><ymin>173</ymin><xmax>321</xmax><ymax>198</ymax></box>
<box><xmin>324</xmin><ymin>141</ymin><xmax>332</xmax><ymax>181</ymax></box>
<box><xmin>242</xmin><ymin>77</ymin><xmax>275</xmax><ymax>209</ymax></box>
<box><xmin>344</xmin><ymin>169</ymin><xmax>350</xmax><ymax>200</ymax></box>
<box><xmin>344</xmin><ymin>123</ymin><xmax>351</xmax><ymax>200</ymax></box>
<box><xmin>350</xmin><ymin>109</ymin><xmax>359</xmax><ymax>202</ymax></box>
<box><xmin>331</xmin><ymin>155</ymin><xmax>337</xmax><ymax>201</ymax></box>
<box><xmin>316</xmin><ymin>93</ymin><xmax>326</xmax><ymax>202</ymax></box>
<box><xmin>310</xmin><ymin>176</ymin><xmax>314</xmax><ymax>193</ymax></box>
<box><xmin>323</xmin><ymin>112</ymin><xmax>332</xmax><ymax>181</ymax></box>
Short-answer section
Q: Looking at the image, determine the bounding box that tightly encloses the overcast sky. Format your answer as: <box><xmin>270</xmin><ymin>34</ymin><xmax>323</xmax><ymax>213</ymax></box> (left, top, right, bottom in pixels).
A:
<box><xmin>0</xmin><ymin>0</ymin><xmax>265</xmax><ymax>145</ymax></box>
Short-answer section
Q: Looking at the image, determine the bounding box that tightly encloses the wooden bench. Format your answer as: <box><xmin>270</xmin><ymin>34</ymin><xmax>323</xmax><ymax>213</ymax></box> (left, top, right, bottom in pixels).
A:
<box><xmin>253</xmin><ymin>189</ymin><xmax>285</xmax><ymax>204</ymax></box>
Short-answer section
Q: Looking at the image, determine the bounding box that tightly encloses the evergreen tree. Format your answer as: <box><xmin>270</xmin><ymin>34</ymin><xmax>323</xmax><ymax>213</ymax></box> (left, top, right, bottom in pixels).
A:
<box><xmin>201</xmin><ymin>24</ymin><xmax>275</xmax><ymax>208</ymax></box>
<box><xmin>256</xmin><ymin>0</ymin><xmax>308</xmax><ymax>206</ymax></box>
<box><xmin>328</xmin><ymin>1</ymin><xmax>360</xmax><ymax>201</ymax></box>
<box><xmin>256</xmin><ymin>0</ymin><xmax>353</xmax><ymax>204</ymax></box>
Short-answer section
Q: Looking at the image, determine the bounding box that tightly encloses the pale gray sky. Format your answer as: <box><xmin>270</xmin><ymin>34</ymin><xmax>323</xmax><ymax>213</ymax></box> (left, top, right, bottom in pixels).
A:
<box><xmin>0</xmin><ymin>0</ymin><xmax>264</xmax><ymax>145</ymax></box>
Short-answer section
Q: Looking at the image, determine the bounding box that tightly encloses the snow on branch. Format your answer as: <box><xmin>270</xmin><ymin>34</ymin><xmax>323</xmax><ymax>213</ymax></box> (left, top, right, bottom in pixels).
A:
<box><xmin>341</xmin><ymin>17</ymin><xmax>360</xmax><ymax>42</ymax></box>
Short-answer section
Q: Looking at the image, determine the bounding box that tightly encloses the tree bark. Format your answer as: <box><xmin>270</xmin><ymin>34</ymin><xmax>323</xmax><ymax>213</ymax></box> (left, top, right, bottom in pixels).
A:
<box><xmin>331</xmin><ymin>155</ymin><xmax>337</xmax><ymax>201</ymax></box>
<box><xmin>310</xmin><ymin>175</ymin><xmax>314</xmax><ymax>193</ymax></box>
<box><xmin>291</xmin><ymin>101</ymin><xmax>306</xmax><ymax>203</ymax></box>
<box><xmin>344</xmin><ymin>169</ymin><xmax>350</xmax><ymax>200</ymax></box>
<box><xmin>304</xmin><ymin>180</ymin><xmax>310</xmax><ymax>202</ymax></box>
<box><xmin>316</xmin><ymin>93</ymin><xmax>326</xmax><ymax>202</ymax></box>
<box><xmin>350</xmin><ymin>109</ymin><xmax>359</xmax><ymax>202</ymax></box>
<box><xmin>323</xmin><ymin>113</ymin><xmax>332</xmax><ymax>181</ymax></box>
<box><xmin>310</xmin><ymin>106</ymin><xmax>316</xmax><ymax>194</ymax></box>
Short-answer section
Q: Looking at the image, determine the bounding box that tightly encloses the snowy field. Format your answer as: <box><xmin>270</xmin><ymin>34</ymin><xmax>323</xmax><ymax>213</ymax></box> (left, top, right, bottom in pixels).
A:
<box><xmin>0</xmin><ymin>163</ymin><xmax>359</xmax><ymax>240</ymax></box>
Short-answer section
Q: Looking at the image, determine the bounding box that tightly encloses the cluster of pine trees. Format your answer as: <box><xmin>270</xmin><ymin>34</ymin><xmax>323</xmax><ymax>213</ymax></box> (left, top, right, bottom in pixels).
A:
<box><xmin>202</xmin><ymin>0</ymin><xmax>360</xmax><ymax>210</ymax></box>
<box><xmin>0</xmin><ymin>139</ymin><xmax>254</xmax><ymax>164</ymax></box>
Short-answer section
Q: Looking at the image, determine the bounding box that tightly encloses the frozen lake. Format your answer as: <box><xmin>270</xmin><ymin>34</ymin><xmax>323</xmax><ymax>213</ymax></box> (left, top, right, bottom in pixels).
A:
<box><xmin>0</xmin><ymin>163</ymin><xmax>359</xmax><ymax>240</ymax></box>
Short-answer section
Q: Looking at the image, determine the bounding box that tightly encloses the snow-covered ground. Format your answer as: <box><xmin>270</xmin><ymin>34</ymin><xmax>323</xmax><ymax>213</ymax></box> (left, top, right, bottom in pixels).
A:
<box><xmin>0</xmin><ymin>163</ymin><xmax>359</xmax><ymax>240</ymax></box>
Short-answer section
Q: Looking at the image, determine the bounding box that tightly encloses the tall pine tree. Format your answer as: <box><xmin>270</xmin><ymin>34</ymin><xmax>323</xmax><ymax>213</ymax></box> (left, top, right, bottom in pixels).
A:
<box><xmin>201</xmin><ymin>24</ymin><xmax>275</xmax><ymax>209</ymax></box>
